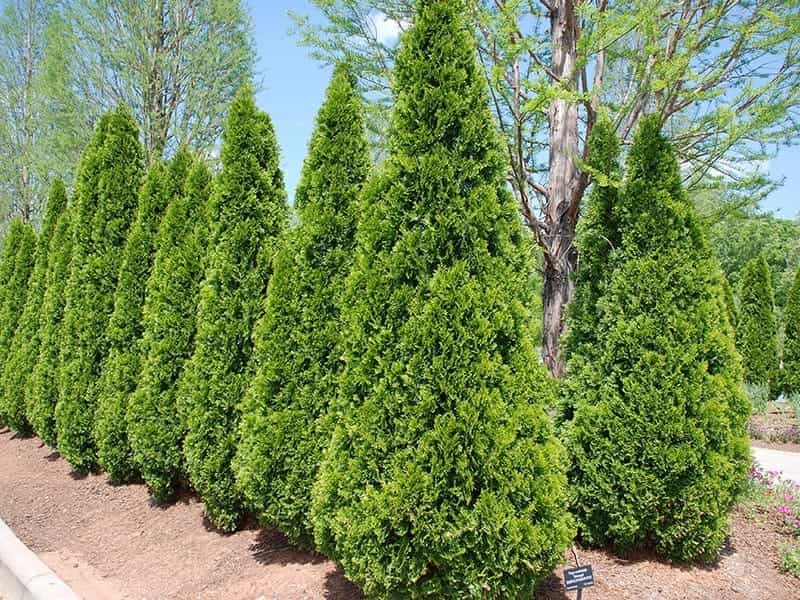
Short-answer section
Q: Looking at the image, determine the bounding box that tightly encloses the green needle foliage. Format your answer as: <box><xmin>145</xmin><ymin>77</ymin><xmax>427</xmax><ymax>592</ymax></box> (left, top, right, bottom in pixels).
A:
<box><xmin>128</xmin><ymin>161</ymin><xmax>212</xmax><ymax>502</ymax></box>
<box><xmin>566</xmin><ymin>116</ymin><xmax>750</xmax><ymax>562</ymax></box>
<box><xmin>27</xmin><ymin>201</ymin><xmax>74</xmax><ymax>447</ymax></box>
<box><xmin>57</xmin><ymin>107</ymin><xmax>143</xmax><ymax>472</ymax></box>
<box><xmin>0</xmin><ymin>219</ymin><xmax>36</xmax><ymax>427</ymax></box>
<box><xmin>179</xmin><ymin>85</ymin><xmax>287</xmax><ymax>531</ymax></box>
<box><xmin>1</xmin><ymin>181</ymin><xmax>67</xmax><ymax>434</ymax></box>
<box><xmin>736</xmin><ymin>256</ymin><xmax>780</xmax><ymax>397</ymax></box>
<box><xmin>0</xmin><ymin>219</ymin><xmax>24</xmax><ymax>315</ymax></box>
<box><xmin>782</xmin><ymin>267</ymin><xmax>800</xmax><ymax>395</ymax></box>
<box><xmin>94</xmin><ymin>151</ymin><xmax>191</xmax><ymax>483</ymax></box>
<box><xmin>234</xmin><ymin>64</ymin><xmax>370</xmax><ymax>547</ymax></box>
<box><xmin>310</xmin><ymin>2</ymin><xmax>572</xmax><ymax>596</ymax></box>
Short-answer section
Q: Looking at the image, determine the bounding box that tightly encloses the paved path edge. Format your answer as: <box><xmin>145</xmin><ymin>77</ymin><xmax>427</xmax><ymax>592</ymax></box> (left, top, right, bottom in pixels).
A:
<box><xmin>0</xmin><ymin>515</ymin><xmax>80</xmax><ymax>600</ymax></box>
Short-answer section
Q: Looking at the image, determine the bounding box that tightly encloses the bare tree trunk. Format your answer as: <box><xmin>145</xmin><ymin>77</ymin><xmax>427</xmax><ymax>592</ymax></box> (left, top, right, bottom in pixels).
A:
<box><xmin>541</xmin><ymin>0</ymin><xmax>582</xmax><ymax>377</ymax></box>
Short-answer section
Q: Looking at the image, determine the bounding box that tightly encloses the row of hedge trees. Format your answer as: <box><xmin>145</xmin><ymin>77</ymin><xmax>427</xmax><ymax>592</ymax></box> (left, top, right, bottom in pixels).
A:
<box><xmin>0</xmin><ymin>0</ymin><xmax>753</xmax><ymax>596</ymax></box>
<box><xmin>735</xmin><ymin>253</ymin><xmax>800</xmax><ymax>398</ymax></box>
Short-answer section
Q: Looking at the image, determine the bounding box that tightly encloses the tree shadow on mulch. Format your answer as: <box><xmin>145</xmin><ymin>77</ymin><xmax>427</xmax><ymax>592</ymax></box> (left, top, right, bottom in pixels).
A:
<box><xmin>323</xmin><ymin>568</ymin><xmax>363</xmax><ymax>600</ymax></box>
<box><xmin>601</xmin><ymin>536</ymin><xmax>737</xmax><ymax>573</ymax></box>
<box><xmin>247</xmin><ymin>527</ymin><xmax>327</xmax><ymax>566</ymax></box>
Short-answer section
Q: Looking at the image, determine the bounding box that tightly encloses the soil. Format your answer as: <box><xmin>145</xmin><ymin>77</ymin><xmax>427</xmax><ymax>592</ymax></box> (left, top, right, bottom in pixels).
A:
<box><xmin>749</xmin><ymin>402</ymin><xmax>800</xmax><ymax>446</ymax></box>
<box><xmin>1</xmin><ymin>427</ymin><xmax>799</xmax><ymax>600</ymax></box>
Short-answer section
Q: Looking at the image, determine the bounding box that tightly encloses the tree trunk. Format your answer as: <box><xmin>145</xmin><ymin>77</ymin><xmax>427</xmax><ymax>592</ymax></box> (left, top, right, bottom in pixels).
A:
<box><xmin>541</xmin><ymin>0</ymin><xmax>582</xmax><ymax>378</ymax></box>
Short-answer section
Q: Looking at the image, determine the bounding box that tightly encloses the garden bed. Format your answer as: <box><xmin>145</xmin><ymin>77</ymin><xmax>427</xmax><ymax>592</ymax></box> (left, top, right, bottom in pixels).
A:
<box><xmin>1</xmin><ymin>427</ymin><xmax>798</xmax><ymax>599</ymax></box>
<box><xmin>749</xmin><ymin>401</ymin><xmax>800</xmax><ymax>447</ymax></box>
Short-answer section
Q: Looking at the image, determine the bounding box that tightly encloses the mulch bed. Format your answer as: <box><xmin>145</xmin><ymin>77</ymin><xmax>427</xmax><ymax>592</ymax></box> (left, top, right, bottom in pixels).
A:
<box><xmin>749</xmin><ymin>402</ymin><xmax>800</xmax><ymax>447</ymax></box>
<box><xmin>1</xmin><ymin>427</ymin><xmax>798</xmax><ymax>599</ymax></box>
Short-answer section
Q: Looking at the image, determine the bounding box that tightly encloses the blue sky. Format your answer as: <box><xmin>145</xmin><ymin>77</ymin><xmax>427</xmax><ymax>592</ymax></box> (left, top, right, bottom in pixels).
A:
<box><xmin>251</xmin><ymin>2</ymin><xmax>799</xmax><ymax>219</ymax></box>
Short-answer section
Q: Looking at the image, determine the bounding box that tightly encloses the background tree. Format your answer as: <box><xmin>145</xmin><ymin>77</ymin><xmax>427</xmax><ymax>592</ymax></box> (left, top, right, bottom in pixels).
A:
<box><xmin>292</xmin><ymin>0</ymin><xmax>800</xmax><ymax>375</ymax></box>
<box><xmin>65</xmin><ymin>0</ymin><xmax>256</xmax><ymax>163</ymax></box>
<box><xmin>128</xmin><ymin>161</ymin><xmax>211</xmax><ymax>502</ymax></box>
<box><xmin>234</xmin><ymin>63</ymin><xmax>370</xmax><ymax>547</ymax></box>
<box><xmin>784</xmin><ymin>267</ymin><xmax>800</xmax><ymax>395</ymax></box>
<box><xmin>27</xmin><ymin>201</ymin><xmax>74</xmax><ymax>446</ymax></box>
<box><xmin>311</xmin><ymin>2</ymin><xmax>572</xmax><ymax>595</ymax></box>
<box><xmin>94</xmin><ymin>152</ymin><xmax>190</xmax><ymax>482</ymax></box>
<box><xmin>0</xmin><ymin>218</ymin><xmax>36</xmax><ymax>426</ymax></box>
<box><xmin>178</xmin><ymin>85</ymin><xmax>287</xmax><ymax>531</ymax></box>
<box><xmin>57</xmin><ymin>107</ymin><xmax>143</xmax><ymax>472</ymax></box>
<box><xmin>0</xmin><ymin>180</ymin><xmax>67</xmax><ymax>434</ymax></box>
<box><xmin>0</xmin><ymin>1</ymin><xmax>87</xmax><ymax>226</ymax></box>
<box><xmin>566</xmin><ymin>116</ymin><xmax>749</xmax><ymax>561</ymax></box>
<box><xmin>736</xmin><ymin>255</ymin><xmax>780</xmax><ymax>396</ymax></box>
<box><xmin>0</xmin><ymin>216</ymin><xmax>24</xmax><ymax>324</ymax></box>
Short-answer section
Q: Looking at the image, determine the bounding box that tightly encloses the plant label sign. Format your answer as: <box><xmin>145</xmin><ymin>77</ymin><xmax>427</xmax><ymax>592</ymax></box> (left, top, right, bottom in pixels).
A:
<box><xmin>564</xmin><ymin>565</ymin><xmax>594</xmax><ymax>594</ymax></box>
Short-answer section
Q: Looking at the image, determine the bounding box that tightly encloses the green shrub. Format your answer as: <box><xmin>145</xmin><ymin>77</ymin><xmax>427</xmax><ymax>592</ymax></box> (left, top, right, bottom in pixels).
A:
<box><xmin>179</xmin><ymin>85</ymin><xmax>287</xmax><ymax>531</ymax></box>
<box><xmin>1</xmin><ymin>181</ymin><xmax>68</xmax><ymax>435</ymax></box>
<box><xmin>310</xmin><ymin>2</ymin><xmax>572</xmax><ymax>596</ymax></box>
<box><xmin>94</xmin><ymin>152</ymin><xmax>191</xmax><ymax>483</ymax></box>
<box><xmin>783</xmin><ymin>267</ymin><xmax>800</xmax><ymax>395</ymax></box>
<box><xmin>234</xmin><ymin>64</ymin><xmax>370</xmax><ymax>547</ymax></box>
<box><xmin>780</xmin><ymin>542</ymin><xmax>800</xmax><ymax>578</ymax></box>
<box><xmin>56</xmin><ymin>107</ymin><xmax>144</xmax><ymax>472</ymax></box>
<box><xmin>566</xmin><ymin>116</ymin><xmax>750</xmax><ymax>562</ymax></box>
<box><xmin>744</xmin><ymin>382</ymin><xmax>770</xmax><ymax>415</ymax></box>
<box><xmin>0</xmin><ymin>220</ymin><xmax>37</xmax><ymax>428</ymax></box>
<box><xmin>128</xmin><ymin>161</ymin><xmax>211</xmax><ymax>501</ymax></box>
<box><xmin>721</xmin><ymin>274</ymin><xmax>738</xmax><ymax>332</ymax></box>
<box><xmin>737</xmin><ymin>256</ymin><xmax>780</xmax><ymax>398</ymax></box>
<box><xmin>27</xmin><ymin>204</ymin><xmax>74</xmax><ymax>446</ymax></box>
<box><xmin>788</xmin><ymin>393</ymin><xmax>800</xmax><ymax>420</ymax></box>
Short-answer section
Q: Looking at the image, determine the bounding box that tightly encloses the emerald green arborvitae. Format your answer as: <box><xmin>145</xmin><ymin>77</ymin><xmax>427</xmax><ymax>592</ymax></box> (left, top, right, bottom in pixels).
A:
<box><xmin>128</xmin><ymin>161</ymin><xmax>212</xmax><ymax>502</ymax></box>
<box><xmin>178</xmin><ymin>86</ymin><xmax>287</xmax><ymax>531</ymax></box>
<box><xmin>309</xmin><ymin>2</ymin><xmax>572</xmax><ymax>596</ymax></box>
<box><xmin>233</xmin><ymin>64</ymin><xmax>370</xmax><ymax>547</ymax></box>
<box><xmin>0</xmin><ymin>220</ymin><xmax>37</xmax><ymax>427</ymax></box>
<box><xmin>94</xmin><ymin>151</ymin><xmax>191</xmax><ymax>483</ymax></box>
<box><xmin>56</xmin><ymin>107</ymin><xmax>143</xmax><ymax>472</ymax></box>
<box><xmin>736</xmin><ymin>255</ymin><xmax>780</xmax><ymax>396</ymax></box>
<box><xmin>784</xmin><ymin>267</ymin><xmax>800</xmax><ymax>394</ymax></box>
<box><xmin>0</xmin><ymin>220</ymin><xmax>22</xmax><ymax>427</ymax></box>
<box><xmin>566</xmin><ymin>116</ymin><xmax>750</xmax><ymax>562</ymax></box>
<box><xmin>28</xmin><ymin>204</ymin><xmax>74</xmax><ymax>446</ymax></box>
<box><xmin>1</xmin><ymin>181</ymin><xmax>68</xmax><ymax>434</ymax></box>
<box><xmin>721</xmin><ymin>274</ymin><xmax>738</xmax><ymax>332</ymax></box>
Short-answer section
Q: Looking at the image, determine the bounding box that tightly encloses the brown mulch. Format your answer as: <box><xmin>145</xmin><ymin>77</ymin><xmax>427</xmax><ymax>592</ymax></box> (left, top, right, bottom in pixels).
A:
<box><xmin>1</xmin><ymin>427</ymin><xmax>798</xmax><ymax>600</ymax></box>
<box><xmin>749</xmin><ymin>402</ymin><xmax>800</xmax><ymax>446</ymax></box>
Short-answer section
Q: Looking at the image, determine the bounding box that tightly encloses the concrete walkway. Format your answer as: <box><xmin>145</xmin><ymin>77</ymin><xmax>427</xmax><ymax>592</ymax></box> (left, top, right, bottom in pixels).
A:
<box><xmin>752</xmin><ymin>447</ymin><xmax>800</xmax><ymax>484</ymax></box>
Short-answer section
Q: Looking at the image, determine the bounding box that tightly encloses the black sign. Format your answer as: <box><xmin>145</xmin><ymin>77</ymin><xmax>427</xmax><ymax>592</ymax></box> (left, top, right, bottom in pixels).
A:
<box><xmin>564</xmin><ymin>565</ymin><xmax>594</xmax><ymax>592</ymax></box>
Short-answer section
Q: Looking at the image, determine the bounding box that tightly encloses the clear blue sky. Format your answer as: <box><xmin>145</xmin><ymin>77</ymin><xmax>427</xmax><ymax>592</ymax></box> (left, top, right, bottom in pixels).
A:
<box><xmin>251</xmin><ymin>2</ymin><xmax>799</xmax><ymax>219</ymax></box>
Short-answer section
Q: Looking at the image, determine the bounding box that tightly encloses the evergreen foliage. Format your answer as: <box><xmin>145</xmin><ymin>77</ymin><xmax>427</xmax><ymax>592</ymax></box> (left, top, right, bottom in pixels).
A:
<box><xmin>0</xmin><ymin>219</ymin><xmax>36</xmax><ymax>427</ymax></box>
<box><xmin>310</xmin><ymin>2</ymin><xmax>572</xmax><ymax>596</ymax></box>
<box><xmin>782</xmin><ymin>267</ymin><xmax>800</xmax><ymax>395</ymax></box>
<box><xmin>94</xmin><ymin>151</ymin><xmax>191</xmax><ymax>482</ymax></box>
<box><xmin>0</xmin><ymin>219</ymin><xmax>24</xmax><ymax>313</ymax></box>
<box><xmin>1</xmin><ymin>181</ymin><xmax>67</xmax><ymax>434</ymax></box>
<box><xmin>234</xmin><ymin>64</ymin><xmax>370</xmax><ymax>547</ymax></box>
<box><xmin>566</xmin><ymin>116</ymin><xmax>750</xmax><ymax>562</ymax></box>
<box><xmin>736</xmin><ymin>255</ymin><xmax>780</xmax><ymax>396</ymax></box>
<box><xmin>28</xmin><ymin>203</ymin><xmax>74</xmax><ymax>446</ymax></box>
<box><xmin>721</xmin><ymin>274</ymin><xmax>738</xmax><ymax>332</ymax></box>
<box><xmin>56</xmin><ymin>107</ymin><xmax>143</xmax><ymax>472</ymax></box>
<box><xmin>178</xmin><ymin>85</ymin><xmax>287</xmax><ymax>531</ymax></box>
<box><xmin>128</xmin><ymin>161</ymin><xmax>212</xmax><ymax>501</ymax></box>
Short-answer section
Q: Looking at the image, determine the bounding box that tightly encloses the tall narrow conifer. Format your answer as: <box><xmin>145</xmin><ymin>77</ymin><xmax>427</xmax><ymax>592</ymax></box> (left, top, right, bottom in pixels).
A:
<box><xmin>234</xmin><ymin>64</ymin><xmax>370</xmax><ymax>547</ymax></box>
<box><xmin>782</xmin><ymin>267</ymin><xmax>800</xmax><ymax>395</ymax></box>
<box><xmin>310</xmin><ymin>2</ymin><xmax>572</xmax><ymax>596</ymax></box>
<box><xmin>737</xmin><ymin>256</ymin><xmax>780</xmax><ymax>396</ymax></box>
<box><xmin>567</xmin><ymin>116</ymin><xmax>750</xmax><ymax>561</ymax></box>
<box><xmin>94</xmin><ymin>151</ymin><xmax>191</xmax><ymax>482</ymax></box>
<box><xmin>1</xmin><ymin>181</ymin><xmax>67</xmax><ymax>434</ymax></box>
<box><xmin>179</xmin><ymin>86</ymin><xmax>287</xmax><ymax>531</ymax></box>
<box><xmin>0</xmin><ymin>220</ymin><xmax>36</xmax><ymax>427</ymax></box>
<box><xmin>57</xmin><ymin>107</ymin><xmax>143</xmax><ymax>472</ymax></box>
<box><xmin>128</xmin><ymin>161</ymin><xmax>212</xmax><ymax>501</ymax></box>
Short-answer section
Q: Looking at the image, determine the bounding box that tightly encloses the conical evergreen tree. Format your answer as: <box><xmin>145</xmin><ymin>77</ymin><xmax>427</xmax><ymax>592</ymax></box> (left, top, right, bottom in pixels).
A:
<box><xmin>310</xmin><ymin>2</ymin><xmax>572</xmax><ymax>596</ymax></box>
<box><xmin>736</xmin><ymin>255</ymin><xmax>780</xmax><ymax>396</ymax></box>
<box><xmin>0</xmin><ymin>220</ymin><xmax>37</xmax><ymax>427</ymax></box>
<box><xmin>566</xmin><ymin>116</ymin><xmax>750</xmax><ymax>561</ymax></box>
<box><xmin>127</xmin><ymin>161</ymin><xmax>212</xmax><ymax>501</ymax></box>
<box><xmin>57</xmin><ymin>107</ymin><xmax>144</xmax><ymax>472</ymax></box>
<box><xmin>27</xmin><ymin>202</ymin><xmax>74</xmax><ymax>446</ymax></box>
<box><xmin>234</xmin><ymin>64</ymin><xmax>370</xmax><ymax>547</ymax></box>
<box><xmin>0</xmin><ymin>219</ymin><xmax>24</xmax><ymax>316</ymax></box>
<box><xmin>782</xmin><ymin>267</ymin><xmax>800</xmax><ymax>395</ymax></box>
<box><xmin>178</xmin><ymin>85</ymin><xmax>287</xmax><ymax>531</ymax></box>
<box><xmin>0</xmin><ymin>181</ymin><xmax>68</xmax><ymax>434</ymax></box>
<box><xmin>94</xmin><ymin>151</ymin><xmax>191</xmax><ymax>482</ymax></box>
<box><xmin>722</xmin><ymin>274</ymin><xmax>738</xmax><ymax>332</ymax></box>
